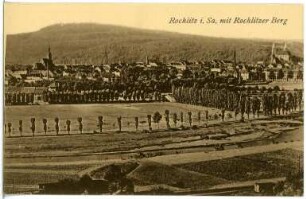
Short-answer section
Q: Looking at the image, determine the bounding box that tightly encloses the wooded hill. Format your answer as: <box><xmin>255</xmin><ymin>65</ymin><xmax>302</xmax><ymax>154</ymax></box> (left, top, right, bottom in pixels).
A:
<box><xmin>5</xmin><ymin>23</ymin><xmax>303</xmax><ymax>66</ymax></box>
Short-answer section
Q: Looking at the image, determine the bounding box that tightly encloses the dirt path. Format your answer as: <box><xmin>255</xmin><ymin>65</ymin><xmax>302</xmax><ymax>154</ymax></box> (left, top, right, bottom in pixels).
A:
<box><xmin>5</xmin><ymin>169</ymin><xmax>77</xmax><ymax>175</ymax></box>
<box><xmin>208</xmin><ymin>177</ymin><xmax>286</xmax><ymax>190</ymax></box>
<box><xmin>149</xmin><ymin>141</ymin><xmax>303</xmax><ymax>165</ymax></box>
<box><xmin>6</xmin><ymin>141</ymin><xmax>302</xmax><ymax>168</ymax></box>
<box><xmin>5</xmin><ymin>158</ymin><xmax>126</xmax><ymax>167</ymax></box>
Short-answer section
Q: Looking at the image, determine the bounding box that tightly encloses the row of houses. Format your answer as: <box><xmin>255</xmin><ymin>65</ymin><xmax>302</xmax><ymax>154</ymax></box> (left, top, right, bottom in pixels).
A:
<box><xmin>6</xmin><ymin>62</ymin><xmax>303</xmax><ymax>88</ymax></box>
<box><xmin>5</xmin><ymin>43</ymin><xmax>303</xmax><ymax>89</ymax></box>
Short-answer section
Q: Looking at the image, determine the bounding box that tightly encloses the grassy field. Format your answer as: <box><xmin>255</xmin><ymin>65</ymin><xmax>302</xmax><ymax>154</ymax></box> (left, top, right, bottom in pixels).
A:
<box><xmin>90</xmin><ymin>161</ymin><xmax>139</xmax><ymax>179</ymax></box>
<box><xmin>5</xmin><ymin>147</ymin><xmax>302</xmax><ymax>193</ymax></box>
<box><xmin>3</xmin><ymin>102</ymin><xmax>230</xmax><ymax>193</ymax></box>
<box><xmin>5</xmin><ymin>102</ymin><xmax>229</xmax><ymax>136</ymax></box>
<box><xmin>178</xmin><ymin>148</ymin><xmax>302</xmax><ymax>181</ymax></box>
<box><xmin>4</xmin><ymin>172</ymin><xmax>80</xmax><ymax>185</ymax></box>
<box><xmin>5</xmin><ymin>116</ymin><xmax>301</xmax><ymax>164</ymax></box>
<box><xmin>127</xmin><ymin>161</ymin><xmax>228</xmax><ymax>190</ymax></box>
<box><xmin>4</xmin><ymin>103</ymin><xmax>303</xmax><ymax>194</ymax></box>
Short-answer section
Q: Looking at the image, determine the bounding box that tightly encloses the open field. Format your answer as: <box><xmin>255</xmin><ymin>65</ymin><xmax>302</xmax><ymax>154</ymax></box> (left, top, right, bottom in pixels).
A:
<box><xmin>127</xmin><ymin>161</ymin><xmax>229</xmax><ymax>190</ymax></box>
<box><xmin>178</xmin><ymin>148</ymin><xmax>302</xmax><ymax>181</ymax></box>
<box><xmin>4</xmin><ymin>172</ymin><xmax>79</xmax><ymax>185</ymax></box>
<box><xmin>4</xmin><ymin>140</ymin><xmax>303</xmax><ymax>193</ymax></box>
<box><xmin>3</xmin><ymin>103</ymin><xmax>303</xmax><ymax>194</ymax></box>
<box><xmin>4</xmin><ymin>118</ymin><xmax>302</xmax><ymax>164</ymax></box>
<box><xmin>5</xmin><ymin>102</ymin><xmax>233</xmax><ymax>136</ymax></box>
<box><xmin>4</xmin><ymin>142</ymin><xmax>303</xmax><ymax>194</ymax></box>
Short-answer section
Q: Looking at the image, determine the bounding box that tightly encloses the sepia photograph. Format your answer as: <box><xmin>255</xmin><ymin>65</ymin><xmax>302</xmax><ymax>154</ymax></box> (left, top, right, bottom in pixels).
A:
<box><xmin>2</xmin><ymin>3</ymin><xmax>304</xmax><ymax>196</ymax></box>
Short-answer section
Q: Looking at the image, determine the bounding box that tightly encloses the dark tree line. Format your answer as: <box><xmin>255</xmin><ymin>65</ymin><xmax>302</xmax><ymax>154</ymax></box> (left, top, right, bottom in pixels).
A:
<box><xmin>172</xmin><ymin>77</ymin><xmax>303</xmax><ymax>120</ymax></box>
<box><xmin>5</xmin><ymin>89</ymin><xmax>163</xmax><ymax>105</ymax></box>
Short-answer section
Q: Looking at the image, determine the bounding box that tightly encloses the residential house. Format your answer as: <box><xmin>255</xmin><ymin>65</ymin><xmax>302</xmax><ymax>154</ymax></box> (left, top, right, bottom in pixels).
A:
<box><xmin>240</xmin><ymin>67</ymin><xmax>250</xmax><ymax>80</ymax></box>
<box><xmin>170</xmin><ymin>62</ymin><xmax>187</xmax><ymax>71</ymax></box>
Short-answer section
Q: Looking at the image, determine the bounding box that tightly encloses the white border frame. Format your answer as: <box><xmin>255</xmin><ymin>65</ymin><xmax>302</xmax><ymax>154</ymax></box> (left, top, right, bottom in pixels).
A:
<box><xmin>1</xmin><ymin>1</ymin><xmax>305</xmax><ymax>199</ymax></box>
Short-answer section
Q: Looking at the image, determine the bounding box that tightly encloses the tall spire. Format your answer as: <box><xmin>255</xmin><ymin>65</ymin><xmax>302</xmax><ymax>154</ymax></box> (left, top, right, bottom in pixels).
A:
<box><xmin>47</xmin><ymin>44</ymin><xmax>52</xmax><ymax>80</ymax></box>
<box><xmin>48</xmin><ymin>44</ymin><xmax>52</xmax><ymax>61</ymax></box>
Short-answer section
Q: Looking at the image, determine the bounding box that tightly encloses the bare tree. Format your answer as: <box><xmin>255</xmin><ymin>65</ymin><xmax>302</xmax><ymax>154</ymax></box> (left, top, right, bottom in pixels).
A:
<box><xmin>135</xmin><ymin>117</ymin><xmax>139</xmax><ymax>131</ymax></box>
<box><xmin>7</xmin><ymin>123</ymin><xmax>12</xmax><ymax>137</ymax></box>
<box><xmin>78</xmin><ymin>117</ymin><xmax>83</xmax><ymax>134</ymax></box>
<box><xmin>173</xmin><ymin>113</ymin><xmax>178</xmax><ymax>127</ymax></box>
<box><xmin>147</xmin><ymin>114</ymin><xmax>152</xmax><ymax>131</ymax></box>
<box><xmin>197</xmin><ymin>111</ymin><xmax>201</xmax><ymax>125</ymax></box>
<box><xmin>55</xmin><ymin>117</ymin><xmax>59</xmax><ymax>135</ymax></box>
<box><xmin>117</xmin><ymin>116</ymin><xmax>122</xmax><ymax>132</ymax></box>
<box><xmin>180</xmin><ymin>112</ymin><xmax>184</xmax><ymax>127</ymax></box>
<box><xmin>153</xmin><ymin>112</ymin><xmax>162</xmax><ymax>129</ymax></box>
<box><xmin>31</xmin><ymin>118</ymin><xmax>35</xmax><ymax>137</ymax></box>
<box><xmin>98</xmin><ymin>116</ymin><xmax>103</xmax><ymax>133</ymax></box>
<box><xmin>43</xmin><ymin>119</ymin><xmax>48</xmax><ymax>135</ymax></box>
<box><xmin>19</xmin><ymin>120</ymin><xmax>23</xmax><ymax>137</ymax></box>
<box><xmin>164</xmin><ymin>110</ymin><xmax>170</xmax><ymax>129</ymax></box>
<box><xmin>66</xmin><ymin>120</ymin><xmax>71</xmax><ymax>135</ymax></box>
<box><xmin>188</xmin><ymin>112</ymin><xmax>192</xmax><ymax>127</ymax></box>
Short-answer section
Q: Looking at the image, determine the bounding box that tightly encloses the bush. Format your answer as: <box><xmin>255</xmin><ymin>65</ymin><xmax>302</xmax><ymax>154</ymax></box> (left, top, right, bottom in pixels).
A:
<box><xmin>180</xmin><ymin>125</ymin><xmax>188</xmax><ymax>130</ymax></box>
<box><xmin>142</xmin><ymin>129</ymin><xmax>150</xmax><ymax>134</ymax></box>
<box><xmin>227</xmin><ymin>113</ymin><xmax>233</xmax><ymax>119</ymax></box>
<box><xmin>191</xmin><ymin>125</ymin><xmax>198</xmax><ymax>129</ymax></box>
<box><xmin>153</xmin><ymin>112</ymin><xmax>162</xmax><ymax>128</ymax></box>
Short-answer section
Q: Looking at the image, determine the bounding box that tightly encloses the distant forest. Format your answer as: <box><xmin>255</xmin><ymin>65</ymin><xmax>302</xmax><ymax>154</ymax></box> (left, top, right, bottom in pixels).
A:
<box><xmin>5</xmin><ymin>23</ymin><xmax>304</xmax><ymax>66</ymax></box>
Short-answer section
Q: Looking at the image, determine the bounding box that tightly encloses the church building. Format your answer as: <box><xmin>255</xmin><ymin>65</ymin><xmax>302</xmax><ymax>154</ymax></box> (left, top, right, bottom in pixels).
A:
<box><xmin>31</xmin><ymin>45</ymin><xmax>55</xmax><ymax>80</ymax></box>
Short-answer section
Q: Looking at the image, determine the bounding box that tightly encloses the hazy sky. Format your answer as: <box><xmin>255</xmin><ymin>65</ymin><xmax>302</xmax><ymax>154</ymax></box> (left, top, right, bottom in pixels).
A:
<box><xmin>4</xmin><ymin>3</ymin><xmax>303</xmax><ymax>40</ymax></box>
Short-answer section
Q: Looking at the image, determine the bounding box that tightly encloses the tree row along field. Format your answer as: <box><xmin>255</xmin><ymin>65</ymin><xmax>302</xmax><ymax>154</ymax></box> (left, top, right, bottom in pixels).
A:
<box><xmin>4</xmin><ymin>121</ymin><xmax>257</xmax><ymax>159</ymax></box>
<box><xmin>4</xmin><ymin>103</ymin><xmax>237</xmax><ymax>137</ymax></box>
<box><xmin>4</xmin><ymin>99</ymin><xmax>303</xmax><ymax>137</ymax></box>
<box><xmin>4</xmin><ymin>112</ymin><xmax>303</xmax><ymax>164</ymax></box>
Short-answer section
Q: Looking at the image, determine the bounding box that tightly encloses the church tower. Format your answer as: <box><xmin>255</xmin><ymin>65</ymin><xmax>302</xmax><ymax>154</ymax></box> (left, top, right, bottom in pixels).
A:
<box><xmin>48</xmin><ymin>45</ymin><xmax>53</xmax><ymax>63</ymax></box>
<box><xmin>47</xmin><ymin>45</ymin><xmax>53</xmax><ymax>80</ymax></box>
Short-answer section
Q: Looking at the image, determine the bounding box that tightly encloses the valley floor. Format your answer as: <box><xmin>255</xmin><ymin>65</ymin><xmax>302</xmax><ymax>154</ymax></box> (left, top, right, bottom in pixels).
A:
<box><xmin>3</xmin><ymin>102</ymin><xmax>304</xmax><ymax>195</ymax></box>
